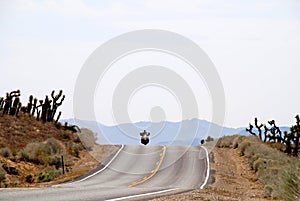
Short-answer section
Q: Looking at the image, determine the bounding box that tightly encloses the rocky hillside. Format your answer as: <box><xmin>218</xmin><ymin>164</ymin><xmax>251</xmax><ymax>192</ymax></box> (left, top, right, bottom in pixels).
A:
<box><xmin>0</xmin><ymin>113</ymin><xmax>102</xmax><ymax>188</ymax></box>
<box><xmin>0</xmin><ymin>90</ymin><xmax>113</xmax><ymax>188</ymax></box>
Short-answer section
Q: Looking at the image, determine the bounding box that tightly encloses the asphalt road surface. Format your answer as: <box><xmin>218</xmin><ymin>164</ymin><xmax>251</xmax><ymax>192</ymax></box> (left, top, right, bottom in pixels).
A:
<box><xmin>0</xmin><ymin>145</ymin><xmax>209</xmax><ymax>201</ymax></box>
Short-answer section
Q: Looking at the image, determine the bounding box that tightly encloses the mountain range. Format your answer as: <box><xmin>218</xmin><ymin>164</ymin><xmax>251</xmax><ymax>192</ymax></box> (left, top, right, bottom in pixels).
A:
<box><xmin>62</xmin><ymin>118</ymin><xmax>253</xmax><ymax>146</ymax></box>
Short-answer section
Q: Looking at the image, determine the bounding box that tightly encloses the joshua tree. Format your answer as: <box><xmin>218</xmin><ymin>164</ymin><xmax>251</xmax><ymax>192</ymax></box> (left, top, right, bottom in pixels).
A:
<box><xmin>31</xmin><ymin>98</ymin><xmax>38</xmax><ymax>116</ymax></box>
<box><xmin>284</xmin><ymin>131</ymin><xmax>293</xmax><ymax>155</ymax></box>
<box><xmin>263</xmin><ymin>125</ymin><xmax>269</xmax><ymax>142</ymax></box>
<box><xmin>0</xmin><ymin>97</ymin><xmax>4</xmax><ymax>110</ymax></box>
<box><xmin>41</xmin><ymin>96</ymin><xmax>51</xmax><ymax>122</ymax></box>
<box><xmin>255</xmin><ymin>117</ymin><xmax>263</xmax><ymax>140</ymax></box>
<box><xmin>15</xmin><ymin>102</ymin><xmax>22</xmax><ymax>117</ymax></box>
<box><xmin>246</xmin><ymin>117</ymin><xmax>264</xmax><ymax>140</ymax></box>
<box><xmin>35</xmin><ymin>100</ymin><xmax>43</xmax><ymax>121</ymax></box>
<box><xmin>290</xmin><ymin>115</ymin><xmax>300</xmax><ymax>157</ymax></box>
<box><xmin>49</xmin><ymin>90</ymin><xmax>65</xmax><ymax>121</ymax></box>
<box><xmin>267</xmin><ymin>120</ymin><xmax>282</xmax><ymax>143</ymax></box>
<box><xmin>9</xmin><ymin>97</ymin><xmax>20</xmax><ymax>116</ymax></box>
<box><xmin>2</xmin><ymin>90</ymin><xmax>20</xmax><ymax>116</ymax></box>
<box><xmin>26</xmin><ymin>95</ymin><xmax>33</xmax><ymax>114</ymax></box>
<box><xmin>55</xmin><ymin>111</ymin><xmax>62</xmax><ymax>124</ymax></box>
<box><xmin>246</xmin><ymin>123</ymin><xmax>256</xmax><ymax>136</ymax></box>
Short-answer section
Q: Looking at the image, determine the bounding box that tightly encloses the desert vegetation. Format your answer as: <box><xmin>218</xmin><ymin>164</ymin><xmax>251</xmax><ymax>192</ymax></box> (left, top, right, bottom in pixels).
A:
<box><xmin>216</xmin><ymin>135</ymin><xmax>300</xmax><ymax>200</ymax></box>
<box><xmin>0</xmin><ymin>90</ymin><xmax>97</xmax><ymax>187</ymax></box>
<box><xmin>246</xmin><ymin>115</ymin><xmax>300</xmax><ymax>157</ymax></box>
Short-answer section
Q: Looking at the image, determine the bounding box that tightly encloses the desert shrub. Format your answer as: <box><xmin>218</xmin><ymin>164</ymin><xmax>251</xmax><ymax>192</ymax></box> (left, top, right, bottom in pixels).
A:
<box><xmin>48</xmin><ymin>155</ymin><xmax>61</xmax><ymax>169</ymax></box>
<box><xmin>238</xmin><ymin>141</ymin><xmax>251</xmax><ymax>156</ymax></box>
<box><xmin>264</xmin><ymin>185</ymin><xmax>273</xmax><ymax>198</ymax></box>
<box><xmin>206</xmin><ymin>136</ymin><xmax>214</xmax><ymax>142</ymax></box>
<box><xmin>38</xmin><ymin>170</ymin><xmax>61</xmax><ymax>182</ymax></box>
<box><xmin>72</xmin><ymin>146</ymin><xmax>79</xmax><ymax>158</ymax></box>
<box><xmin>253</xmin><ymin>158</ymin><xmax>264</xmax><ymax>172</ymax></box>
<box><xmin>46</xmin><ymin>138</ymin><xmax>63</xmax><ymax>155</ymax></box>
<box><xmin>216</xmin><ymin>135</ymin><xmax>242</xmax><ymax>148</ymax></box>
<box><xmin>280</xmin><ymin>166</ymin><xmax>300</xmax><ymax>201</ymax></box>
<box><xmin>232</xmin><ymin>135</ymin><xmax>243</xmax><ymax>149</ymax></box>
<box><xmin>25</xmin><ymin>174</ymin><xmax>34</xmax><ymax>183</ymax></box>
<box><xmin>77</xmin><ymin>128</ymin><xmax>96</xmax><ymax>151</ymax></box>
<box><xmin>239</xmin><ymin>136</ymin><xmax>300</xmax><ymax>199</ymax></box>
<box><xmin>18</xmin><ymin>150</ymin><xmax>30</xmax><ymax>162</ymax></box>
<box><xmin>23</xmin><ymin>138</ymin><xmax>64</xmax><ymax>165</ymax></box>
<box><xmin>0</xmin><ymin>147</ymin><xmax>12</xmax><ymax>158</ymax></box>
<box><xmin>0</xmin><ymin>165</ymin><xmax>7</xmax><ymax>186</ymax></box>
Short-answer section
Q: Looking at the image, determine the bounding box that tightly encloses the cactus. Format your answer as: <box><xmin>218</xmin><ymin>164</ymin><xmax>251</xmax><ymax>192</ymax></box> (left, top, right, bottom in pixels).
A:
<box><xmin>246</xmin><ymin>118</ymin><xmax>264</xmax><ymax>140</ymax></box>
<box><xmin>267</xmin><ymin>120</ymin><xmax>282</xmax><ymax>143</ymax></box>
<box><xmin>263</xmin><ymin>125</ymin><xmax>269</xmax><ymax>142</ymax></box>
<box><xmin>41</xmin><ymin>96</ymin><xmax>51</xmax><ymax>122</ymax></box>
<box><xmin>9</xmin><ymin>97</ymin><xmax>20</xmax><ymax>115</ymax></box>
<box><xmin>26</xmin><ymin>95</ymin><xmax>33</xmax><ymax>114</ymax></box>
<box><xmin>35</xmin><ymin>100</ymin><xmax>43</xmax><ymax>121</ymax></box>
<box><xmin>16</xmin><ymin>102</ymin><xmax>22</xmax><ymax>117</ymax></box>
<box><xmin>55</xmin><ymin>111</ymin><xmax>62</xmax><ymax>124</ymax></box>
<box><xmin>0</xmin><ymin>97</ymin><xmax>4</xmax><ymax>110</ymax></box>
<box><xmin>284</xmin><ymin>131</ymin><xmax>293</xmax><ymax>155</ymax></box>
<box><xmin>2</xmin><ymin>90</ymin><xmax>21</xmax><ymax>116</ymax></box>
<box><xmin>290</xmin><ymin>115</ymin><xmax>300</xmax><ymax>157</ymax></box>
<box><xmin>246</xmin><ymin>123</ymin><xmax>256</xmax><ymax>136</ymax></box>
<box><xmin>49</xmin><ymin>90</ymin><xmax>65</xmax><ymax>121</ymax></box>
<box><xmin>31</xmin><ymin>98</ymin><xmax>38</xmax><ymax>116</ymax></box>
<box><xmin>255</xmin><ymin>118</ymin><xmax>263</xmax><ymax>140</ymax></box>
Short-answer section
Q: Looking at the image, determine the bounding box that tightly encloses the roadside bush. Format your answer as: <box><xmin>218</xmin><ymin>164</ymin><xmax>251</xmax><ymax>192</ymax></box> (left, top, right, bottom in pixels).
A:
<box><xmin>22</xmin><ymin>138</ymin><xmax>64</xmax><ymax>165</ymax></box>
<box><xmin>280</xmin><ymin>166</ymin><xmax>300</xmax><ymax>201</ymax></box>
<box><xmin>18</xmin><ymin>150</ymin><xmax>30</xmax><ymax>162</ymax></box>
<box><xmin>38</xmin><ymin>170</ymin><xmax>61</xmax><ymax>182</ymax></box>
<box><xmin>264</xmin><ymin>185</ymin><xmax>273</xmax><ymax>198</ymax></box>
<box><xmin>48</xmin><ymin>155</ymin><xmax>61</xmax><ymax>169</ymax></box>
<box><xmin>77</xmin><ymin>128</ymin><xmax>96</xmax><ymax>151</ymax></box>
<box><xmin>25</xmin><ymin>174</ymin><xmax>34</xmax><ymax>183</ymax></box>
<box><xmin>238</xmin><ymin>141</ymin><xmax>251</xmax><ymax>156</ymax></box>
<box><xmin>0</xmin><ymin>147</ymin><xmax>12</xmax><ymax>158</ymax></box>
<box><xmin>216</xmin><ymin>135</ymin><xmax>243</xmax><ymax>148</ymax></box>
<box><xmin>218</xmin><ymin>135</ymin><xmax>300</xmax><ymax>200</ymax></box>
<box><xmin>0</xmin><ymin>165</ymin><xmax>7</xmax><ymax>187</ymax></box>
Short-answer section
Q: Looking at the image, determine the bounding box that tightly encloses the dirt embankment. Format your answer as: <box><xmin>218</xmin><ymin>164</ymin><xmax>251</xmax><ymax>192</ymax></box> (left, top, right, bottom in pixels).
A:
<box><xmin>0</xmin><ymin>114</ymin><xmax>120</xmax><ymax>188</ymax></box>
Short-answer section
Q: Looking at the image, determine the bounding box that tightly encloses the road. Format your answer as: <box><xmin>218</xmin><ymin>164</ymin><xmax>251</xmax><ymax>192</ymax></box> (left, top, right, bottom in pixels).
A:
<box><xmin>0</xmin><ymin>145</ymin><xmax>209</xmax><ymax>201</ymax></box>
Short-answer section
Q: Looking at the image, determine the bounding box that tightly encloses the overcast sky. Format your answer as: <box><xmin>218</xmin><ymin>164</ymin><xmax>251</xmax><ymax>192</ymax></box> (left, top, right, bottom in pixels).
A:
<box><xmin>0</xmin><ymin>0</ymin><xmax>299</xmax><ymax>127</ymax></box>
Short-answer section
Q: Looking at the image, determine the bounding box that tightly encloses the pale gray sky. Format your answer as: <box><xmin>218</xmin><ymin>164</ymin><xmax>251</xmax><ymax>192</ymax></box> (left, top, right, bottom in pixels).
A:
<box><xmin>0</xmin><ymin>0</ymin><xmax>299</xmax><ymax>127</ymax></box>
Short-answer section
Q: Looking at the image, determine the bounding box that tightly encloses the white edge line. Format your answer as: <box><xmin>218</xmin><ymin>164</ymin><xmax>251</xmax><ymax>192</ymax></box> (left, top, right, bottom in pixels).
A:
<box><xmin>54</xmin><ymin>144</ymin><xmax>124</xmax><ymax>186</ymax></box>
<box><xmin>200</xmin><ymin>146</ymin><xmax>210</xmax><ymax>189</ymax></box>
<box><xmin>105</xmin><ymin>188</ymin><xmax>178</xmax><ymax>201</ymax></box>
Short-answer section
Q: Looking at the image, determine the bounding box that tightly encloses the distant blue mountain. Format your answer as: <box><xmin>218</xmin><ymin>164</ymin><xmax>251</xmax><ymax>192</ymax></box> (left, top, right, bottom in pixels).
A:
<box><xmin>62</xmin><ymin>118</ymin><xmax>249</xmax><ymax>146</ymax></box>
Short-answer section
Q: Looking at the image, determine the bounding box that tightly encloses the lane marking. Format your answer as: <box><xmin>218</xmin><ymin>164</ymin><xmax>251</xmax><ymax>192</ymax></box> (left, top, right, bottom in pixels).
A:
<box><xmin>54</xmin><ymin>144</ymin><xmax>125</xmax><ymax>186</ymax></box>
<box><xmin>200</xmin><ymin>146</ymin><xmax>210</xmax><ymax>189</ymax></box>
<box><xmin>105</xmin><ymin>188</ymin><xmax>178</xmax><ymax>201</ymax></box>
<box><xmin>128</xmin><ymin>146</ymin><xmax>166</xmax><ymax>187</ymax></box>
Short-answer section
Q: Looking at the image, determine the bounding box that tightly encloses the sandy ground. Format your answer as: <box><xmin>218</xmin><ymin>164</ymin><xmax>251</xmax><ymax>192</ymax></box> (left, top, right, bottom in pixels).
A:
<box><xmin>151</xmin><ymin>145</ymin><xmax>279</xmax><ymax>201</ymax></box>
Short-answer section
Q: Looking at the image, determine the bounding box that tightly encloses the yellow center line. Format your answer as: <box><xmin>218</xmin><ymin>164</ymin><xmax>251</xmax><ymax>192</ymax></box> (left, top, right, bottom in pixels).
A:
<box><xmin>128</xmin><ymin>146</ymin><xmax>167</xmax><ymax>187</ymax></box>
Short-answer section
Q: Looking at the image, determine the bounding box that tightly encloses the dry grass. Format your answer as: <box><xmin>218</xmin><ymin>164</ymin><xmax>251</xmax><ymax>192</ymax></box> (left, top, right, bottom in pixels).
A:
<box><xmin>216</xmin><ymin>135</ymin><xmax>300</xmax><ymax>200</ymax></box>
<box><xmin>0</xmin><ymin>114</ymin><xmax>102</xmax><ymax>187</ymax></box>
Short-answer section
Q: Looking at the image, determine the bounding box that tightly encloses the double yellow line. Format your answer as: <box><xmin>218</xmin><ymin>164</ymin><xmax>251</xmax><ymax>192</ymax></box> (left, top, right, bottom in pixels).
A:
<box><xmin>128</xmin><ymin>146</ymin><xmax>166</xmax><ymax>187</ymax></box>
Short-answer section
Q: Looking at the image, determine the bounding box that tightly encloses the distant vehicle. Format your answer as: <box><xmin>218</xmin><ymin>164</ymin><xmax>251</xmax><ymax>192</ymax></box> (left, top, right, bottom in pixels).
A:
<box><xmin>140</xmin><ymin>130</ymin><xmax>150</xmax><ymax>145</ymax></box>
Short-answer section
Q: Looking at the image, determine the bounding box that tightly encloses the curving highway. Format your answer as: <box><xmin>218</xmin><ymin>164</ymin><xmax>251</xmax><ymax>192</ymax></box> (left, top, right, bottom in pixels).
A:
<box><xmin>0</xmin><ymin>145</ymin><xmax>209</xmax><ymax>201</ymax></box>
